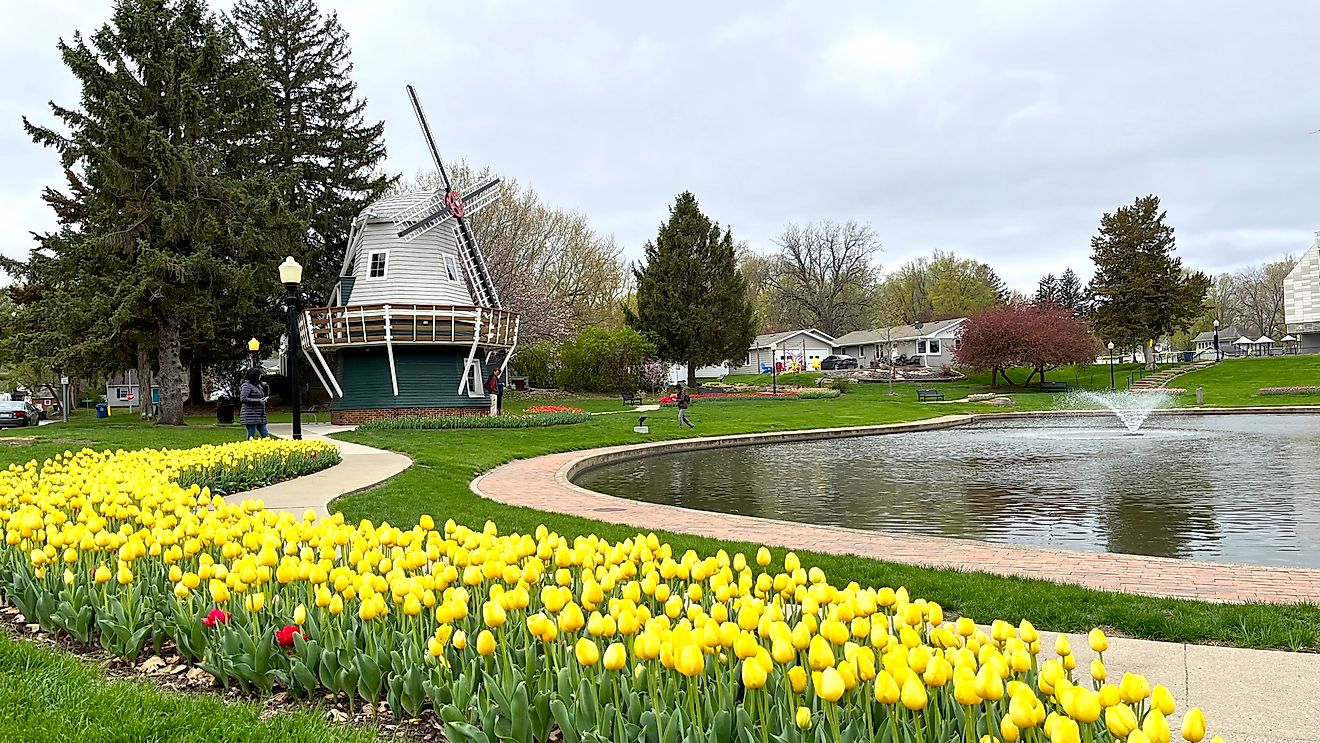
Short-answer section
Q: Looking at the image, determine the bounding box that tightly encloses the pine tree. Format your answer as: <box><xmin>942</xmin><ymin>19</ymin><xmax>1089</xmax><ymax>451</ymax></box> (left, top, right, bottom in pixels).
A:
<box><xmin>231</xmin><ymin>0</ymin><xmax>390</xmax><ymax>305</ymax></box>
<box><xmin>1034</xmin><ymin>273</ymin><xmax>1060</xmax><ymax>307</ymax></box>
<box><xmin>1087</xmin><ymin>195</ymin><xmax>1210</xmax><ymax>369</ymax></box>
<box><xmin>627</xmin><ymin>192</ymin><xmax>756</xmax><ymax>386</ymax></box>
<box><xmin>19</xmin><ymin>0</ymin><xmax>301</xmax><ymax>425</ymax></box>
<box><xmin>1057</xmin><ymin>268</ymin><xmax>1085</xmax><ymax>315</ymax></box>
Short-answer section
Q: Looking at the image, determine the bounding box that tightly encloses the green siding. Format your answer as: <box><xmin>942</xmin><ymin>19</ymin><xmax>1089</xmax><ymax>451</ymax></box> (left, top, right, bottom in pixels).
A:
<box><xmin>331</xmin><ymin>346</ymin><xmax>488</xmax><ymax>411</ymax></box>
<box><xmin>338</xmin><ymin>276</ymin><xmax>356</xmax><ymax>305</ymax></box>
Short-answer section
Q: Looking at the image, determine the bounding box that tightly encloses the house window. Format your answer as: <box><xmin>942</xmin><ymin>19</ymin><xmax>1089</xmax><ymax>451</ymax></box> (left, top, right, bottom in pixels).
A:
<box><xmin>953</xmin><ymin>338</ymin><xmax>961</xmax><ymax>352</ymax></box>
<box><xmin>917</xmin><ymin>340</ymin><xmax>928</xmax><ymax>354</ymax></box>
<box><xmin>928</xmin><ymin>339</ymin><xmax>941</xmax><ymax>354</ymax></box>
<box><xmin>444</xmin><ymin>255</ymin><xmax>459</xmax><ymax>282</ymax></box>
<box><xmin>367</xmin><ymin>251</ymin><xmax>388</xmax><ymax>279</ymax></box>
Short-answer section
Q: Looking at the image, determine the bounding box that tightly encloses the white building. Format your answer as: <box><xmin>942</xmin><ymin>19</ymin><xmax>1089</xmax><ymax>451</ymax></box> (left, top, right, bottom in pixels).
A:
<box><xmin>832</xmin><ymin>318</ymin><xmax>967</xmax><ymax>368</ymax></box>
<box><xmin>728</xmin><ymin>329</ymin><xmax>838</xmax><ymax>375</ymax></box>
<box><xmin>1283</xmin><ymin>231</ymin><xmax>1320</xmax><ymax>352</ymax></box>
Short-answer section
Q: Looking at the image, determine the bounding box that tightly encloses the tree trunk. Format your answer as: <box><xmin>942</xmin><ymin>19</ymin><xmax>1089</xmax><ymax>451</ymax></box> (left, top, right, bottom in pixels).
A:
<box><xmin>136</xmin><ymin>343</ymin><xmax>155</xmax><ymax>421</ymax></box>
<box><xmin>686</xmin><ymin>361</ymin><xmax>698</xmax><ymax>388</ymax></box>
<box><xmin>990</xmin><ymin>368</ymin><xmax>997</xmax><ymax>388</ymax></box>
<box><xmin>156</xmin><ymin>313</ymin><xmax>186</xmax><ymax>426</ymax></box>
<box><xmin>188</xmin><ymin>359</ymin><xmax>204</xmax><ymax>408</ymax></box>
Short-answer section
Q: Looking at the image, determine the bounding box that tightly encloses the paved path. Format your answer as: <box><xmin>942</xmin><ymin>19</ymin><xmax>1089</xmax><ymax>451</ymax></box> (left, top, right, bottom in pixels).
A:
<box><xmin>224</xmin><ymin>423</ymin><xmax>410</xmax><ymax>517</ymax></box>
<box><xmin>472</xmin><ymin>416</ymin><xmax>1320</xmax><ymax>605</ymax></box>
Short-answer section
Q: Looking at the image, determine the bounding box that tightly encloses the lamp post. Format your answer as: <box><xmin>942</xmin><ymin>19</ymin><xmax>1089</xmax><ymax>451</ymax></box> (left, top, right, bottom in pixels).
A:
<box><xmin>770</xmin><ymin>342</ymin><xmax>779</xmax><ymax>394</ymax></box>
<box><xmin>1107</xmin><ymin>341</ymin><xmax>1116</xmax><ymax>391</ymax></box>
<box><xmin>1212</xmin><ymin>319</ymin><xmax>1220</xmax><ymax>362</ymax></box>
<box><xmin>248</xmin><ymin>338</ymin><xmax>261</xmax><ymax>370</ymax></box>
<box><xmin>279</xmin><ymin>256</ymin><xmax>303</xmax><ymax>440</ymax></box>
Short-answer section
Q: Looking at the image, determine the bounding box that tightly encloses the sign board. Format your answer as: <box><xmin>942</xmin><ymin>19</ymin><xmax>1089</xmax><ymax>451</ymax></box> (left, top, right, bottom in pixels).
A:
<box><xmin>126</xmin><ymin>392</ymin><xmax>135</xmax><ymax>401</ymax></box>
<box><xmin>60</xmin><ymin>376</ymin><xmax>70</xmax><ymax>385</ymax></box>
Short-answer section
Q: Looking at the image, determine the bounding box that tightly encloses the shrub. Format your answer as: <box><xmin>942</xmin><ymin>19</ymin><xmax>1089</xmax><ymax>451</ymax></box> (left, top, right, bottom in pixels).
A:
<box><xmin>1259</xmin><ymin>386</ymin><xmax>1320</xmax><ymax>396</ymax></box>
<box><xmin>556</xmin><ymin>327</ymin><xmax>657</xmax><ymax>393</ymax></box>
<box><xmin>796</xmin><ymin>388</ymin><xmax>843</xmax><ymax>399</ymax></box>
<box><xmin>512</xmin><ymin>340</ymin><xmax>559</xmax><ymax>389</ymax></box>
<box><xmin>658</xmin><ymin>390</ymin><xmax>839</xmax><ymax>405</ymax></box>
<box><xmin>825</xmin><ymin>378</ymin><xmax>852</xmax><ymax>393</ymax></box>
<box><xmin>355</xmin><ymin>411</ymin><xmax>590</xmax><ymax>431</ymax></box>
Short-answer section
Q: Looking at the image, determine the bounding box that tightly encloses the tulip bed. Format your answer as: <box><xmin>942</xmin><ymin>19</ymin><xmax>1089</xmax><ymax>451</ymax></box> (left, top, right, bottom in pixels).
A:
<box><xmin>355</xmin><ymin>412</ymin><xmax>591</xmax><ymax>431</ymax></box>
<box><xmin>0</xmin><ymin>440</ymin><xmax>1224</xmax><ymax>742</ymax></box>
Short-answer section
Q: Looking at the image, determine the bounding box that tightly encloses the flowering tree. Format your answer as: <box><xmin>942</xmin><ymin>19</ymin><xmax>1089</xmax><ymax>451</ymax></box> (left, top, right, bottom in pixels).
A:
<box><xmin>956</xmin><ymin>304</ymin><xmax>1099</xmax><ymax>386</ymax></box>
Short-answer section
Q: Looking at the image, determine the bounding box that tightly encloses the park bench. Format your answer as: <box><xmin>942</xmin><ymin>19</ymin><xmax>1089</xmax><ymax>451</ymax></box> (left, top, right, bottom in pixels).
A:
<box><xmin>1039</xmin><ymin>382</ymin><xmax>1069</xmax><ymax>393</ymax></box>
<box><xmin>916</xmin><ymin>388</ymin><xmax>944</xmax><ymax>402</ymax></box>
<box><xmin>621</xmin><ymin>391</ymin><xmax>643</xmax><ymax>406</ymax></box>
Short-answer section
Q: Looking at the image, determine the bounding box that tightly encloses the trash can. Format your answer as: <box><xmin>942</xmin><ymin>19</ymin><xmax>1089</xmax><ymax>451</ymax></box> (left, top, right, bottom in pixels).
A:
<box><xmin>216</xmin><ymin>395</ymin><xmax>234</xmax><ymax>424</ymax></box>
<box><xmin>95</xmin><ymin>403</ymin><xmax>108</xmax><ymax>419</ymax></box>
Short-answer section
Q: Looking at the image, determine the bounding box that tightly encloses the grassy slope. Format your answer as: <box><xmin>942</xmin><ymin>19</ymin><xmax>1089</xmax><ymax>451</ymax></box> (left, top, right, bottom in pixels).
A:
<box><xmin>1173</xmin><ymin>355</ymin><xmax>1320</xmax><ymax>406</ymax></box>
<box><xmin>0</xmin><ymin>631</ymin><xmax>374</xmax><ymax>743</ymax></box>
<box><xmin>337</xmin><ymin>385</ymin><xmax>1320</xmax><ymax>650</ymax></box>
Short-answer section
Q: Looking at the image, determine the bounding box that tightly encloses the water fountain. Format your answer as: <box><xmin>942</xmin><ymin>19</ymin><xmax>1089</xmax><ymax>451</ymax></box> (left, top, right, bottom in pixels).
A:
<box><xmin>1068</xmin><ymin>390</ymin><xmax>1176</xmax><ymax>434</ymax></box>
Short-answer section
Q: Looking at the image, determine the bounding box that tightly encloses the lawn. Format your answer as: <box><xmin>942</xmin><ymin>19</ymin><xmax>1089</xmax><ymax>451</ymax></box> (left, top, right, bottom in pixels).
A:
<box><xmin>1174</xmin><ymin>355</ymin><xmax>1320</xmax><ymax>406</ymax></box>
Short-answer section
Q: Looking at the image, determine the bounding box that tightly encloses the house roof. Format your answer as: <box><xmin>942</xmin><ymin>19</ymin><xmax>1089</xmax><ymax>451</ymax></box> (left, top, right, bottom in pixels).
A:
<box><xmin>832</xmin><ymin>318</ymin><xmax>967</xmax><ymax>347</ymax></box>
<box><xmin>750</xmin><ymin>328</ymin><xmax>837</xmax><ymax>350</ymax></box>
<box><xmin>1191</xmin><ymin>326</ymin><xmax>1238</xmax><ymax>343</ymax></box>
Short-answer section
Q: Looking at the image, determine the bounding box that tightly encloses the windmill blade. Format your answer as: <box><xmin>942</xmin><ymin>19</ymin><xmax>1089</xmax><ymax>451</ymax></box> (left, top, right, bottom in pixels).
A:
<box><xmin>406</xmin><ymin>84</ymin><xmax>453</xmax><ymax>191</ymax></box>
<box><xmin>394</xmin><ymin>190</ymin><xmax>453</xmax><ymax>240</ymax></box>
<box><xmin>458</xmin><ymin>177</ymin><xmax>501</xmax><ymax>218</ymax></box>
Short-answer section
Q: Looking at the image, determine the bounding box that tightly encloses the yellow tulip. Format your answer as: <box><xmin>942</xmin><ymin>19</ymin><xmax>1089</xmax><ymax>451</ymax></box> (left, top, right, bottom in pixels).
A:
<box><xmin>953</xmin><ymin>677</ymin><xmax>981</xmax><ymax>706</ymax></box>
<box><xmin>1151</xmin><ymin>684</ymin><xmax>1176</xmax><ymax>716</ymax></box>
<box><xmin>1000</xmin><ymin>716</ymin><xmax>1020</xmax><ymax>742</ymax></box>
<box><xmin>874</xmin><ymin>670</ymin><xmax>900</xmax><ymax>704</ymax></box>
<box><xmin>1129</xmin><ymin>732</ymin><xmax>1152</xmax><ymax>743</ymax></box>
<box><xmin>483</xmin><ymin>600</ymin><xmax>507</xmax><ymax>629</ymax></box>
<box><xmin>1072</xmin><ymin>689</ymin><xmax>1101</xmax><ymax>724</ymax></box>
<box><xmin>293</xmin><ymin>604</ymin><xmax>307</xmax><ymax>625</ymax></box>
<box><xmin>1106</xmin><ymin>704</ymin><xmax>1138</xmax><ymax>738</ymax></box>
<box><xmin>741</xmin><ymin>658</ymin><xmax>768</xmax><ymax>689</ymax></box>
<box><xmin>1089</xmin><ymin>627</ymin><xmax>1109</xmax><ymax>653</ymax></box>
<box><xmin>477</xmin><ymin>629</ymin><xmax>497</xmax><ymax>656</ymax></box>
<box><xmin>404</xmin><ymin>594</ymin><xmax>422</xmax><ymax>617</ymax></box>
<box><xmin>756</xmin><ymin>547</ymin><xmax>771</xmax><ymax>567</ymax></box>
<box><xmin>329</xmin><ymin>595</ymin><xmax>344</xmax><ymax>616</ymax></box>
<box><xmin>900</xmin><ymin>674</ymin><xmax>927</xmax><ymax>711</ymax></box>
<box><xmin>817</xmin><ymin>667</ymin><xmax>845</xmax><ymax>703</ymax></box>
<box><xmin>675</xmin><ymin>645</ymin><xmax>704</xmax><ymax>678</ymax></box>
<box><xmin>808</xmin><ymin>635</ymin><xmax>834</xmax><ymax>671</ymax></box>
<box><xmin>788</xmin><ymin>666</ymin><xmax>808</xmax><ymax>693</ymax></box>
<box><xmin>1055</xmin><ymin>634</ymin><xmax>1072</xmax><ymax>657</ymax></box>
<box><xmin>603</xmin><ymin>642</ymin><xmax>627</xmax><ymax>671</ymax></box>
<box><xmin>1142</xmin><ymin>709</ymin><xmax>1171</xmax><ymax>743</ymax></box>
<box><xmin>795</xmin><ymin>706</ymin><xmax>811</xmax><ymax>730</ymax></box>
<box><xmin>1181</xmin><ymin>707</ymin><xmax>1206</xmax><ymax>742</ymax></box>
<box><xmin>453</xmin><ymin>630</ymin><xmax>468</xmax><ymax>650</ymax></box>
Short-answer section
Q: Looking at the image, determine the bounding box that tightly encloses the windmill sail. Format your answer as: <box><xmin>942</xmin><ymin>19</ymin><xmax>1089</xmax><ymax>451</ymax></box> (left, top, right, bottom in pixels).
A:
<box><xmin>404</xmin><ymin>85</ymin><xmax>502</xmax><ymax>309</ymax></box>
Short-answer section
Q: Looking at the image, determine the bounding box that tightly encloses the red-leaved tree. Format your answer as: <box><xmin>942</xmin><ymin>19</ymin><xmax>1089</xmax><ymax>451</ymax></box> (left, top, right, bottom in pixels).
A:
<box><xmin>955</xmin><ymin>304</ymin><xmax>1100</xmax><ymax>386</ymax></box>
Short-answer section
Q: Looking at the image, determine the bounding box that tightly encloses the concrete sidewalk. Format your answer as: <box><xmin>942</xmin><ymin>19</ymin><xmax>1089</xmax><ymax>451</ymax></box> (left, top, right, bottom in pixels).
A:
<box><xmin>1034</xmin><ymin>627</ymin><xmax>1319</xmax><ymax>742</ymax></box>
<box><xmin>225</xmin><ymin>423</ymin><xmax>411</xmax><ymax>516</ymax></box>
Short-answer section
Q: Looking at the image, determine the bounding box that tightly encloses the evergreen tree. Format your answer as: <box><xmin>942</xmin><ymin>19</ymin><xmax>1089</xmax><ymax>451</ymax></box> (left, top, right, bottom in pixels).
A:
<box><xmin>627</xmin><ymin>192</ymin><xmax>756</xmax><ymax>386</ymax></box>
<box><xmin>1058</xmin><ymin>268</ymin><xmax>1085</xmax><ymax>315</ymax></box>
<box><xmin>1087</xmin><ymin>195</ymin><xmax>1210</xmax><ymax>369</ymax></box>
<box><xmin>231</xmin><ymin>0</ymin><xmax>390</xmax><ymax>305</ymax></box>
<box><xmin>17</xmin><ymin>0</ymin><xmax>300</xmax><ymax>425</ymax></box>
<box><xmin>1034</xmin><ymin>273</ymin><xmax>1060</xmax><ymax>307</ymax></box>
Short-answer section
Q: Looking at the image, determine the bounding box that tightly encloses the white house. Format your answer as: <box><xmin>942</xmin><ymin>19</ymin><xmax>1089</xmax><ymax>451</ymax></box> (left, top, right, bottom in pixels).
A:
<box><xmin>1284</xmin><ymin>231</ymin><xmax>1320</xmax><ymax>352</ymax></box>
<box><xmin>728</xmin><ymin>329</ymin><xmax>838</xmax><ymax>375</ymax></box>
<box><xmin>832</xmin><ymin>318</ymin><xmax>967</xmax><ymax>368</ymax></box>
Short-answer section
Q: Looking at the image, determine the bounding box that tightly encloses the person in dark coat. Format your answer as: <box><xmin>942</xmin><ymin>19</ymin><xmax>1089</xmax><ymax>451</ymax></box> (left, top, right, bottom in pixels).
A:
<box><xmin>485</xmin><ymin>369</ymin><xmax>505</xmax><ymax>415</ymax></box>
<box><xmin>676</xmin><ymin>382</ymin><xmax>694</xmax><ymax>429</ymax></box>
<box><xmin>239</xmin><ymin>368</ymin><xmax>270</xmax><ymax>439</ymax></box>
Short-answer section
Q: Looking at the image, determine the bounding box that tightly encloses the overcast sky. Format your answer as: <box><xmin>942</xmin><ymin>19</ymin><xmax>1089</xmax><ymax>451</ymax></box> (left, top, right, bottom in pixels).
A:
<box><xmin>2</xmin><ymin>0</ymin><xmax>1316</xmax><ymax>292</ymax></box>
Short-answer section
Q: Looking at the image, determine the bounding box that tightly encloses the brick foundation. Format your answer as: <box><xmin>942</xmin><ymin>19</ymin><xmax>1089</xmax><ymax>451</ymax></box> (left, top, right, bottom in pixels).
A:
<box><xmin>331</xmin><ymin>406</ymin><xmax>491</xmax><ymax>426</ymax></box>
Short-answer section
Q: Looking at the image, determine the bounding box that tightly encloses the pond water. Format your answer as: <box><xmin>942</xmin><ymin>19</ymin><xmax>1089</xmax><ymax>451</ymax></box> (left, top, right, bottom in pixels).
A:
<box><xmin>575</xmin><ymin>415</ymin><xmax>1320</xmax><ymax>567</ymax></box>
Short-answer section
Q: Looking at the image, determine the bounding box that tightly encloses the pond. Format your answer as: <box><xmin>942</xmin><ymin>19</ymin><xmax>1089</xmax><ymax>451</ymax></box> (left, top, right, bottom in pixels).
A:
<box><xmin>574</xmin><ymin>414</ymin><xmax>1320</xmax><ymax>567</ymax></box>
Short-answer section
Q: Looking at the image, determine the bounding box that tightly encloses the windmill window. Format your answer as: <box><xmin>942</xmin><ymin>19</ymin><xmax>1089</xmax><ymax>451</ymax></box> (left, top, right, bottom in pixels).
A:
<box><xmin>444</xmin><ymin>255</ymin><xmax>459</xmax><ymax>282</ymax></box>
<box><xmin>367</xmin><ymin>251</ymin><xmax>389</xmax><ymax>279</ymax></box>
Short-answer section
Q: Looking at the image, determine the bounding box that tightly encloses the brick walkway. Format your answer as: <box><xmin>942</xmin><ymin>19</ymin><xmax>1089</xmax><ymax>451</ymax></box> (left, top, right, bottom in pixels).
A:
<box><xmin>472</xmin><ymin>416</ymin><xmax>1320</xmax><ymax>605</ymax></box>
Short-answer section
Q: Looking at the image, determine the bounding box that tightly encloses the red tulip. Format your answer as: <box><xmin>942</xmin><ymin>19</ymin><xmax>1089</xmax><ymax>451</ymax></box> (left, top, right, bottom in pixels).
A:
<box><xmin>202</xmin><ymin>608</ymin><xmax>230</xmax><ymax>628</ymax></box>
<box><xmin>276</xmin><ymin>624</ymin><xmax>304</xmax><ymax>647</ymax></box>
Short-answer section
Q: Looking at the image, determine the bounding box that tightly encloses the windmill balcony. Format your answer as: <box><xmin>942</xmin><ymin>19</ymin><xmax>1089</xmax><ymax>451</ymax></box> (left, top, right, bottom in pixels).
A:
<box><xmin>303</xmin><ymin>303</ymin><xmax>519</xmax><ymax>349</ymax></box>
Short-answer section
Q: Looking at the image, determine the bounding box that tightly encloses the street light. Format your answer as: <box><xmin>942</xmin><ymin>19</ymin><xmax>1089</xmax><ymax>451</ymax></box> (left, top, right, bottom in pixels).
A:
<box><xmin>1212</xmin><ymin>319</ymin><xmax>1220</xmax><ymax>362</ymax></box>
<box><xmin>770</xmin><ymin>342</ymin><xmax>779</xmax><ymax>394</ymax></box>
<box><xmin>1107</xmin><ymin>341</ymin><xmax>1116</xmax><ymax>391</ymax></box>
<box><xmin>248</xmin><ymin>338</ymin><xmax>261</xmax><ymax>370</ymax></box>
<box><xmin>279</xmin><ymin>256</ymin><xmax>303</xmax><ymax>440</ymax></box>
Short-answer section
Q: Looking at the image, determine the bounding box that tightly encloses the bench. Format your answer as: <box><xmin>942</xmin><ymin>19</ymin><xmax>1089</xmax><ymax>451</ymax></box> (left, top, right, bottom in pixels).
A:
<box><xmin>299</xmin><ymin>404</ymin><xmax>328</xmax><ymax>424</ymax></box>
<box><xmin>916</xmin><ymin>388</ymin><xmax>944</xmax><ymax>402</ymax></box>
<box><xmin>622</xmin><ymin>391</ymin><xmax>643</xmax><ymax>406</ymax></box>
<box><xmin>1039</xmin><ymin>382</ymin><xmax>1070</xmax><ymax>393</ymax></box>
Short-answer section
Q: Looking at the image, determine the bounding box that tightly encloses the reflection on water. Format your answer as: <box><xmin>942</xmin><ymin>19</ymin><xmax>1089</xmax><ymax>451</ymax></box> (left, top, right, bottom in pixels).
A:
<box><xmin>575</xmin><ymin>415</ymin><xmax>1320</xmax><ymax>567</ymax></box>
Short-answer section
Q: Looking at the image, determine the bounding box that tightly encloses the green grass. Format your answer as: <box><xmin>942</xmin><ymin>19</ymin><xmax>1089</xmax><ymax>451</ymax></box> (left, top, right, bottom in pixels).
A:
<box><xmin>0</xmin><ymin>416</ymin><xmax>242</xmax><ymax>469</ymax></box>
<box><xmin>333</xmin><ymin>384</ymin><xmax>1320</xmax><ymax>651</ymax></box>
<box><xmin>1173</xmin><ymin>355</ymin><xmax>1320</xmax><ymax>406</ymax></box>
<box><xmin>0</xmin><ymin>630</ymin><xmax>374</xmax><ymax>743</ymax></box>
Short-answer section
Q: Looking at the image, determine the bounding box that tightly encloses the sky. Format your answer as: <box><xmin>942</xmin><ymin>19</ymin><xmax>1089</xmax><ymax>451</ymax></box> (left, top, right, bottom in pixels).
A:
<box><xmin>1</xmin><ymin>0</ymin><xmax>1317</xmax><ymax>293</ymax></box>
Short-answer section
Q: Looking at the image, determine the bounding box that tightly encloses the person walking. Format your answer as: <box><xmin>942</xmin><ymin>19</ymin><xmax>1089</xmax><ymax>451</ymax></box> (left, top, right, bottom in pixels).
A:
<box><xmin>239</xmin><ymin>368</ymin><xmax>271</xmax><ymax>440</ymax></box>
<box><xmin>676</xmin><ymin>382</ymin><xmax>695</xmax><ymax>429</ymax></box>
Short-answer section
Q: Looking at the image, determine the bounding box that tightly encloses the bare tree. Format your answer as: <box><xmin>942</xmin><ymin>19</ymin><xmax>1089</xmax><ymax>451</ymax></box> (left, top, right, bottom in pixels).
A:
<box><xmin>396</xmin><ymin>164</ymin><xmax>627</xmax><ymax>341</ymax></box>
<box><xmin>765</xmin><ymin>221</ymin><xmax>881</xmax><ymax>337</ymax></box>
<box><xmin>1233</xmin><ymin>257</ymin><xmax>1296</xmax><ymax>338</ymax></box>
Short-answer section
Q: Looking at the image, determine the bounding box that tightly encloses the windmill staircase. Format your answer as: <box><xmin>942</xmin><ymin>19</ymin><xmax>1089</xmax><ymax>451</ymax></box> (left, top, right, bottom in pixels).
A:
<box><xmin>1127</xmin><ymin>359</ymin><xmax>1217</xmax><ymax>390</ymax></box>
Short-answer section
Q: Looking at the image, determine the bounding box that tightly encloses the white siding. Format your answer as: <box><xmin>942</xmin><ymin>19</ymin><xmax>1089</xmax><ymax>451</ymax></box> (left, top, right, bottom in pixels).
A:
<box><xmin>347</xmin><ymin>222</ymin><xmax>475</xmax><ymax>306</ymax></box>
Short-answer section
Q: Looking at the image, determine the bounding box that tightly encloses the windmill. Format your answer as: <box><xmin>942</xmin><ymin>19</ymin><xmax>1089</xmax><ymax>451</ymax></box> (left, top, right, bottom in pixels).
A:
<box><xmin>298</xmin><ymin>86</ymin><xmax>521</xmax><ymax>425</ymax></box>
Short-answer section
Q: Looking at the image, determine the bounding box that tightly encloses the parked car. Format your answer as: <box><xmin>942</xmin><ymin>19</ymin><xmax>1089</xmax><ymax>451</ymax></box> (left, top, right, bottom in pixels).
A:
<box><xmin>0</xmin><ymin>400</ymin><xmax>40</xmax><ymax>428</ymax></box>
<box><xmin>820</xmin><ymin>354</ymin><xmax>859</xmax><ymax>370</ymax></box>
